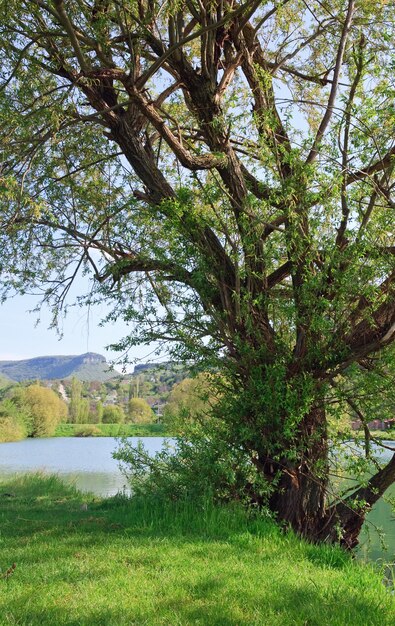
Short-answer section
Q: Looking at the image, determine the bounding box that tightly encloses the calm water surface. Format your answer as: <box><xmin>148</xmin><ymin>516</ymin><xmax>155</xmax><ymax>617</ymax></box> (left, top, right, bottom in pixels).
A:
<box><xmin>0</xmin><ymin>436</ymin><xmax>394</xmax><ymax>566</ymax></box>
<box><xmin>0</xmin><ymin>436</ymin><xmax>169</xmax><ymax>496</ymax></box>
<box><xmin>358</xmin><ymin>444</ymin><xmax>395</xmax><ymax>568</ymax></box>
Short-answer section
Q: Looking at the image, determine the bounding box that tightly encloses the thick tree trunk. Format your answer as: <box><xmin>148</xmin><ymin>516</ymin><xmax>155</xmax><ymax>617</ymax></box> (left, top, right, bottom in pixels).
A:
<box><xmin>269</xmin><ymin>460</ymin><xmax>328</xmax><ymax>538</ymax></box>
<box><xmin>261</xmin><ymin>402</ymin><xmax>395</xmax><ymax>548</ymax></box>
<box><xmin>266</xmin><ymin>406</ymin><xmax>329</xmax><ymax>539</ymax></box>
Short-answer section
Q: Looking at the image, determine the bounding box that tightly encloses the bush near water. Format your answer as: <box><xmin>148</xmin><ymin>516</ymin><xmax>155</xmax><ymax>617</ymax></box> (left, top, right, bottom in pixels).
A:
<box><xmin>0</xmin><ymin>384</ymin><xmax>67</xmax><ymax>441</ymax></box>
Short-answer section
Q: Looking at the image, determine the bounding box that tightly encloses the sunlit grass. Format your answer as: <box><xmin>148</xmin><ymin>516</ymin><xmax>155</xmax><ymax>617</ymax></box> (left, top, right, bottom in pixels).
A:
<box><xmin>0</xmin><ymin>474</ymin><xmax>393</xmax><ymax>625</ymax></box>
<box><xmin>54</xmin><ymin>422</ymin><xmax>170</xmax><ymax>437</ymax></box>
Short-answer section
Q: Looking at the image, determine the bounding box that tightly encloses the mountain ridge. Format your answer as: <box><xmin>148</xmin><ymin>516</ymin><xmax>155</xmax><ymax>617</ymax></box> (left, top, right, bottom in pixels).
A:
<box><xmin>0</xmin><ymin>352</ymin><xmax>120</xmax><ymax>382</ymax></box>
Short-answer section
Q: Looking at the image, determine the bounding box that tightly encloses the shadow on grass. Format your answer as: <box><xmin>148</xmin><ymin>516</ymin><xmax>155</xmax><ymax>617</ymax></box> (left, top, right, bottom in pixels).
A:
<box><xmin>1</xmin><ymin>475</ymin><xmax>393</xmax><ymax>626</ymax></box>
<box><xmin>4</xmin><ymin>581</ymin><xmax>391</xmax><ymax>626</ymax></box>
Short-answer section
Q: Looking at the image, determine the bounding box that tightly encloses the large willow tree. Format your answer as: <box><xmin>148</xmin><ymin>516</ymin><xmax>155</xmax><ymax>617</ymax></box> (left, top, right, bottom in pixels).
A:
<box><xmin>0</xmin><ymin>0</ymin><xmax>395</xmax><ymax>547</ymax></box>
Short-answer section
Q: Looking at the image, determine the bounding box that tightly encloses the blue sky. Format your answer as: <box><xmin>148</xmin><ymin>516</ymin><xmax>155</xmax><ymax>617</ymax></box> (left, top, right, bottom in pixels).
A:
<box><xmin>0</xmin><ymin>74</ymin><xmax>301</xmax><ymax>368</ymax></box>
<box><xmin>0</xmin><ymin>292</ymin><xmax>152</xmax><ymax>368</ymax></box>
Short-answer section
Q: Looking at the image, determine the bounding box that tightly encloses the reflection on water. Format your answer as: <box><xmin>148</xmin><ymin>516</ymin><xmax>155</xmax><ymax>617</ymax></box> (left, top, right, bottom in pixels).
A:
<box><xmin>56</xmin><ymin>470</ymin><xmax>129</xmax><ymax>496</ymax></box>
<box><xmin>0</xmin><ymin>436</ymin><xmax>394</xmax><ymax>566</ymax></box>
<box><xmin>359</xmin><ymin>489</ymin><xmax>395</xmax><ymax>567</ymax></box>
<box><xmin>357</xmin><ymin>443</ymin><xmax>395</xmax><ymax>568</ymax></box>
<box><xmin>0</xmin><ymin>436</ymin><xmax>168</xmax><ymax>496</ymax></box>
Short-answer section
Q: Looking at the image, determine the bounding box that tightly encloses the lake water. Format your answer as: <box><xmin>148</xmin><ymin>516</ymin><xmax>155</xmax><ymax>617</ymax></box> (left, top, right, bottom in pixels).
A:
<box><xmin>348</xmin><ymin>443</ymin><xmax>395</xmax><ymax>568</ymax></box>
<box><xmin>0</xmin><ymin>436</ymin><xmax>169</xmax><ymax>496</ymax></box>
<box><xmin>0</xmin><ymin>436</ymin><xmax>394</xmax><ymax>567</ymax></box>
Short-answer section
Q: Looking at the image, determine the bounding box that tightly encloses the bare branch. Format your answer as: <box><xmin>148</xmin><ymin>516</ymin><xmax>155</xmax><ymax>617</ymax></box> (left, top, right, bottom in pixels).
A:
<box><xmin>347</xmin><ymin>146</ymin><xmax>395</xmax><ymax>185</ymax></box>
<box><xmin>131</xmin><ymin>90</ymin><xmax>227</xmax><ymax>171</ymax></box>
<box><xmin>52</xmin><ymin>0</ymin><xmax>91</xmax><ymax>72</ymax></box>
<box><xmin>306</xmin><ymin>0</ymin><xmax>355</xmax><ymax>164</ymax></box>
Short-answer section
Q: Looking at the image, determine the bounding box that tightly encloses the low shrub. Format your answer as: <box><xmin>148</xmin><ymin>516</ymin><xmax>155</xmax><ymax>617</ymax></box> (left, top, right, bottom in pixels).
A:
<box><xmin>75</xmin><ymin>425</ymin><xmax>102</xmax><ymax>437</ymax></box>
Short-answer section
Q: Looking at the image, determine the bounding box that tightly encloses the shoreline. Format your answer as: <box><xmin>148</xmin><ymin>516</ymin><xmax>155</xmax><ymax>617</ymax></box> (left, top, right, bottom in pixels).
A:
<box><xmin>0</xmin><ymin>422</ymin><xmax>173</xmax><ymax>443</ymax></box>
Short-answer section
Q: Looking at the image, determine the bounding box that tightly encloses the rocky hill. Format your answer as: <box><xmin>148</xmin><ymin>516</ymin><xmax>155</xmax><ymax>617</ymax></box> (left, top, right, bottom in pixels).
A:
<box><xmin>0</xmin><ymin>353</ymin><xmax>120</xmax><ymax>382</ymax></box>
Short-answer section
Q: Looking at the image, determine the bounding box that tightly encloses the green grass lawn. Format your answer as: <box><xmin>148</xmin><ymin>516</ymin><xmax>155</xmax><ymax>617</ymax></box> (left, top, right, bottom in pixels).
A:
<box><xmin>366</xmin><ymin>430</ymin><xmax>395</xmax><ymax>441</ymax></box>
<box><xmin>0</xmin><ymin>475</ymin><xmax>394</xmax><ymax>626</ymax></box>
<box><xmin>54</xmin><ymin>422</ymin><xmax>170</xmax><ymax>438</ymax></box>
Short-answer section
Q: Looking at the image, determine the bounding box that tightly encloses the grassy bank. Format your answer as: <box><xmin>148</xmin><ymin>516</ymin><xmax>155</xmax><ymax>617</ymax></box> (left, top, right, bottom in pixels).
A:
<box><xmin>0</xmin><ymin>475</ymin><xmax>393</xmax><ymax>625</ymax></box>
<box><xmin>54</xmin><ymin>422</ymin><xmax>171</xmax><ymax>438</ymax></box>
<box><xmin>367</xmin><ymin>430</ymin><xmax>395</xmax><ymax>441</ymax></box>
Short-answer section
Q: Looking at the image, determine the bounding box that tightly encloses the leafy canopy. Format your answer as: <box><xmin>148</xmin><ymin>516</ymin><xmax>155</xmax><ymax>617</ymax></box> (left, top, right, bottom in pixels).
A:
<box><xmin>0</xmin><ymin>0</ymin><xmax>395</xmax><ymax>540</ymax></box>
<box><xmin>0</xmin><ymin>0</ymin><xmax>393</xmax><ymax>375</ymax></box>
<box><xmin>127</xmin><ymin>397</ymin><xmax>154</xmax><ymax>424</ymax></box>
<box><xmin>22</xmin><ymin>384</ymin><xmax>67</xmax><ymax>437</ymax></box>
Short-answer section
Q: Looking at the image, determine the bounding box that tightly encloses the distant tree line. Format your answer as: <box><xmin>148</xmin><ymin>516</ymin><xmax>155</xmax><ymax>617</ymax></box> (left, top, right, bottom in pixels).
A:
<box><xmin>0</xmin><ymin>367</ymin><xmax>220</xmax><ymax>442</ymax></box>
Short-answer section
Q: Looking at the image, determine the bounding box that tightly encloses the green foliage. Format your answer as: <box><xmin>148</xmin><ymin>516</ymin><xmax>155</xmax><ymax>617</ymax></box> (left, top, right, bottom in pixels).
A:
<box><xmin>115</xmin><ymin>409</ymin><xmax>271</xmax><ymax>505</ymax></box>
<box><xmin>163</xmin><ymin>372</ymin><xmax>217</xmax><ymax>432</ymax></box>
<box><xmin>127</xmin><ymin>397</ymin><xmax>154</xmax><ymax>424</ymax></box>
<box><xmin>54</xmin><ymin>422</ymin><xmax>169</xmax><ymax>437</ymax></box>
<box><xmin>0</xmin><ymin>413</ymin><xmax>26</xmax><ymax>442</ymax></box>
<box><xmin>22</xmin><ymin>384</ymin><xmax>67</xmax><ymax>437</ymax></box>
<box><xmin>0</xmin><ymin>415</ymin><xmax>25</xmax><ymax>442</ymax></box>
<box><xmin>0</xmin><ymin>474</ymin><xmax>393</xmax><ymax>626</ymax></box>
<box><xmin>119</xmin><ymin>364</ymin><xmax>318</xmax><ymax>505</ymax></box>
<box><xmin>0</xmin><ymin>385</ymin><xmax>28</xmax><ymax>440</ymax></box>
<box><xmin>74</xmin><ymin>424</ymin><xmax>102</xmax><ymax>437</ymax></box>
<box><xmin>102</xmin><ymin>404</ymin><xmax>125</xmax><ymax>424</ymax></box>
<box><xmin>96</xmin><ymin>400</ymin><xmax>104</xmax><ymax>423</ymax></box>
<box><xmin>1</xmin><ymin>0</ymin><xmax>395</xmax><ymax>539</ymax></box>
<box><xmin>78</xmin><ymin>397</ymin><xmax>90</xmax><ymax>423</ymax></box>
<box><xmin>68</xmin><ymin>376</ymin><xmax>82</xmax><ymax>423</ymax></box>
<box><xmin>0</xmin><ymin>396</ymin><xmax>30</xmax><ymax>441</ymax></box>
<box><xmin>125</xmin><ymin>363</ymin><xmax>190</xmax><ymax>406</ymax></box>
